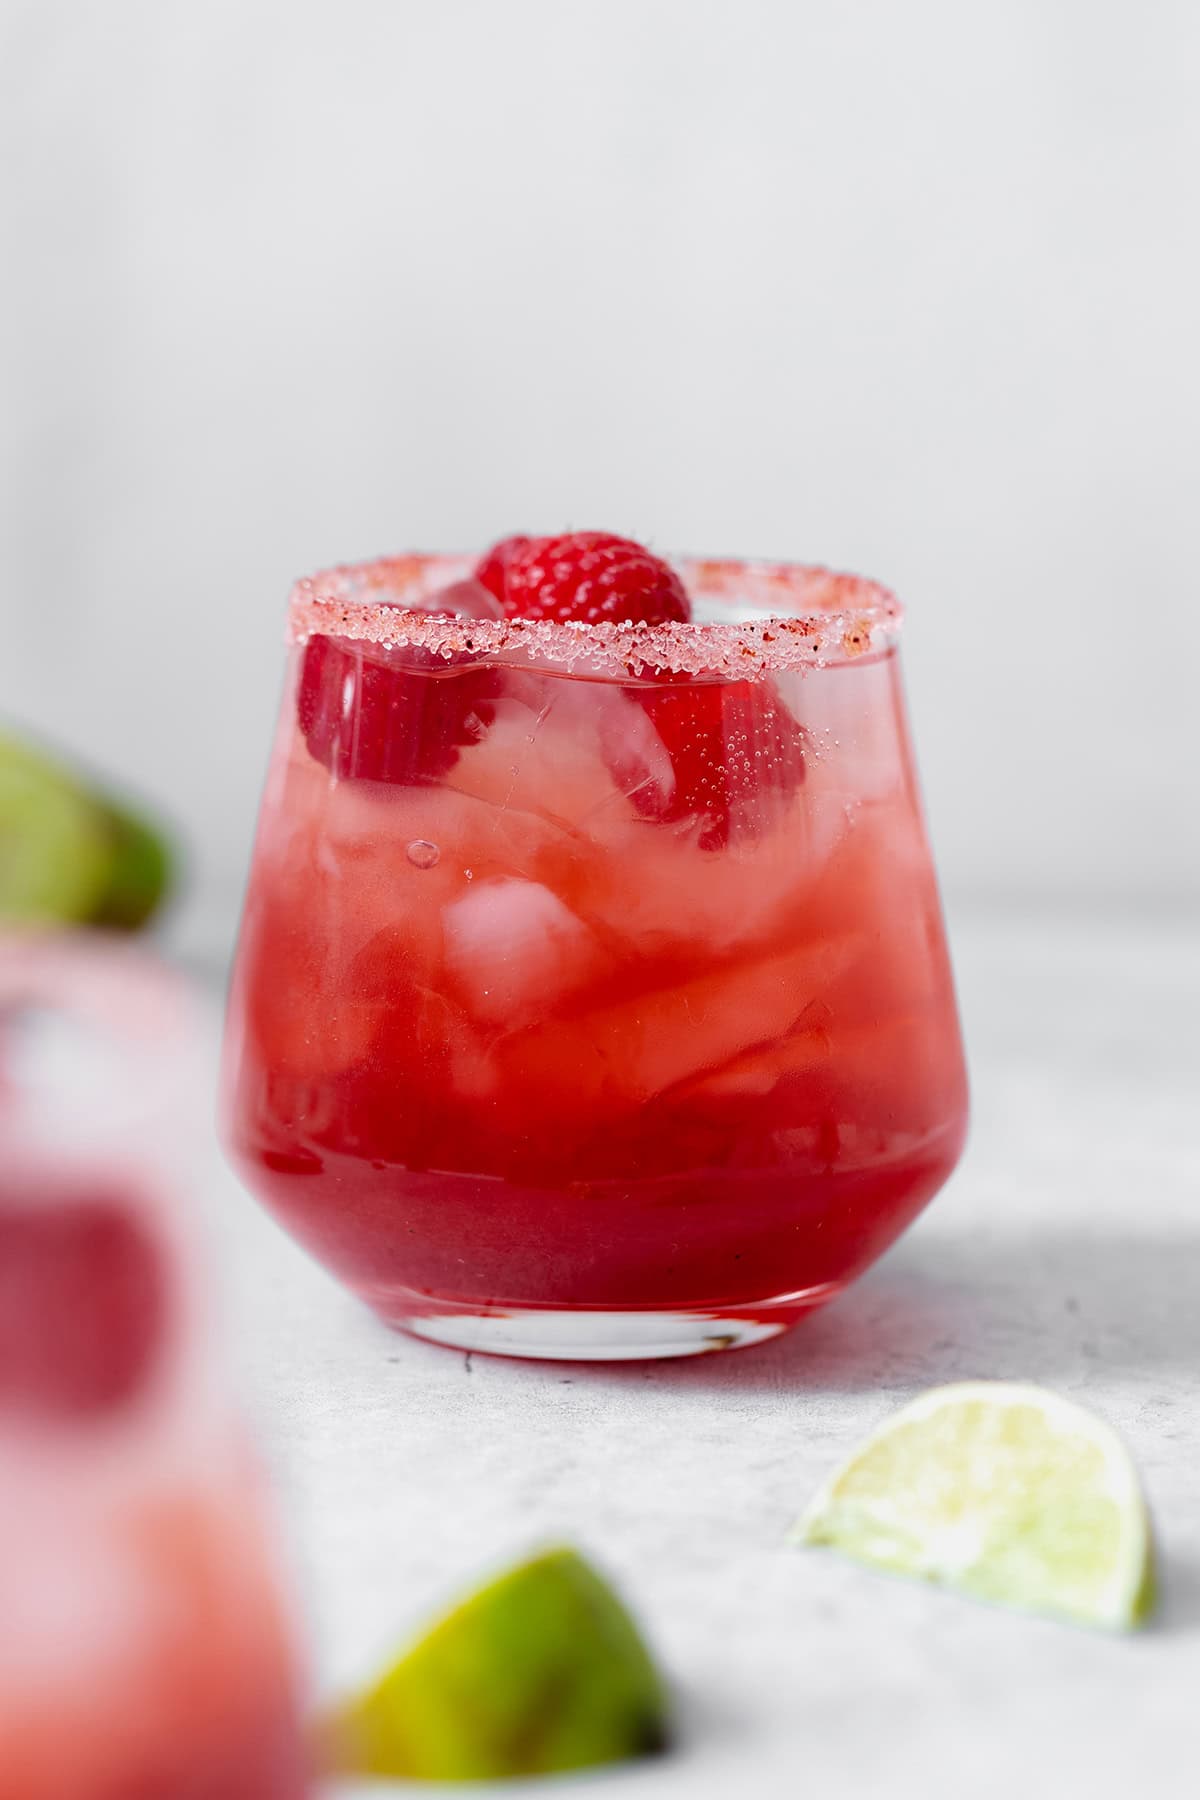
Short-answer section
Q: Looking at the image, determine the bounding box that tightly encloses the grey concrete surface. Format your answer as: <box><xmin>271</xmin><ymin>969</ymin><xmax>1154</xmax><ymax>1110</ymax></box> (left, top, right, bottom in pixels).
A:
<box><xmin>210</xmin><ymin>914</ymin><xmax>1200</xmax><ymax>1797</ymax></box>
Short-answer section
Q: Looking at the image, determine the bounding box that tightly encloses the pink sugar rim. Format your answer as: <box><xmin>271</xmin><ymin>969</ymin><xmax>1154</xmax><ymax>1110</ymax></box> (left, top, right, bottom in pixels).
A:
<box><xmin>286</xmin><ymin>552</ymin><xmax>903</xmax><ymax>679</ymax></box>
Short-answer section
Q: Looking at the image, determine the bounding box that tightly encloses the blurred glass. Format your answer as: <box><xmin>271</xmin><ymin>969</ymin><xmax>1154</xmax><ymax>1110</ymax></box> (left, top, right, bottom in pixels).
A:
<box><xmin>0</xmin><ymin>934</ymin><xmax>308</xmax><ymax>1799</ymax></box>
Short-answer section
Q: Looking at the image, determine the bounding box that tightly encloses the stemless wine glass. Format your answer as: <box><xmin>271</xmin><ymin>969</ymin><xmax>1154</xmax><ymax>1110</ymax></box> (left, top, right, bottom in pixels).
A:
<box><xmin>222</xmin><ymin>553</ymin><xmax>968</xmax><ymax>1361</ymax></box>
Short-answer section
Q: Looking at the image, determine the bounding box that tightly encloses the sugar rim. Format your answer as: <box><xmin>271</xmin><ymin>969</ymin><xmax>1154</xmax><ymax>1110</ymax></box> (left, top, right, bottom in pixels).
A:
<box><xmin>286</xmin><ymin>551</ymin><xmax>903</xmax><ymax>679</ymax></box>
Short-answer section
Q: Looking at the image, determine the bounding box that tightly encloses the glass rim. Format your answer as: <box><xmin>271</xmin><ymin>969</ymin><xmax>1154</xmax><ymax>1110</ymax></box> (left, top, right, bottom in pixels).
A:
<box><xmin>286</xmin><ymin>551</ymin><xmax>903</xmax><ymax>679</ymax></box>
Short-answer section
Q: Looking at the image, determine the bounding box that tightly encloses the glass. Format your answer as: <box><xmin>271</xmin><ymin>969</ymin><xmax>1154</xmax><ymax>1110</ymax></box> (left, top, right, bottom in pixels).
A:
<box><xmin>222</xmin><ymin>553</ymin><xmax>968</xmax><ymax>1360</ymax></box>
<box><xmin>0</xmin><ymin>935</ymin><xmax>308</xmax><ymax>1799</ymax></box>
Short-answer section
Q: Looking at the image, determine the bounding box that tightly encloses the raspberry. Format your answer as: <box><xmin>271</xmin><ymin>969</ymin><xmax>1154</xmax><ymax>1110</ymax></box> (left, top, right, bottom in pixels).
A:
<box><xmin>474</xmin><ymin>535</ymin><xmax>533</xmax><ymax>607</ymax></box>
<box><xmin>298</xmin><ymin>635</ymin><xmax>503</xmax><ymax>786</ymax></box>
<box><xmin>495</xmin><ymin>532</ymin><xmax>690</xmax><ymax>627</ymax></box>
<box><xmin>634</xmin><ymin>680</ymin><xmax>806</xmax><ymax>850</ymax></box>
<box><xmin>477</xmin><ymin>529</ymin><xmax>800</xmax><ymax>847</ymax></box>
<box><xmin>0</xmin><ymin>1193</ymin><xmax>165</xmax><ymax>1418</ymax></box>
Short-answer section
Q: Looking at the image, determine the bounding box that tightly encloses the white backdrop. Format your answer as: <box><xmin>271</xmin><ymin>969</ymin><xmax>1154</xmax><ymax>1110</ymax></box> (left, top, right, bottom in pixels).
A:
<box><xmin>2</xmin><ymin>0</ymin><xmax>1197</xmax><ymax>960</ymax></box>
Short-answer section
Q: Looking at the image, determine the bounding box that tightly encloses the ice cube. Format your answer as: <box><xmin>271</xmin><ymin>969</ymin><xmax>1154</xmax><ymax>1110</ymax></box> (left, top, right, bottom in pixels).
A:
<box><xmin>671</xmin><ymin>1001</ymin><xmax>836</xmax><ymax>1102</ymax></box>
<box><xmin>547</xmin><ymin>682</ymin><xmax>676</xmax><ymax>818</ymax></box>
<box><xmin>445</xmin><ymin>680</ymin><xmax>675</xmax><ymax>851</ymax></box>
<box><xmin>442</xmin><ymin>879</ymin><xmax>607</xmax><ymax>1029</ymax></box>
<box><xmin>572</xmin><ymin>800</ymin><xmax>822</xmax><ymax>961</ymax></box>
<box><xmin>423</xmin><ymin>577</ymin><xmax>506</xmax><ymax>621</ymax></box>
<box><xmin>495</xmin><ymin>929</ymin><xmax>863</xmax><ymax>1113</ymax></box>
<box><xmin>446</xmin><ymin>692</ymin><xmax>619</xmax><ymax>831</ymax></box>
<box><xmin>624</xmin><ymin>932</ymin><xmax>862</xmax><ymax>1099</ymax></box>
<box><xmin>252</xmin><ymin>753</ymin><xmax>614</xmax><ymax>1080</ymax></box>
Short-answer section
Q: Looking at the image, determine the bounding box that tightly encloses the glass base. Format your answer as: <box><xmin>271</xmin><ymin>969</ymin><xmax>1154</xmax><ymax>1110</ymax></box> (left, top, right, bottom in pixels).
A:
<box><xmin>376</xmin><ymin>1286</ymin><xmax>842</xmax><ymax>1362</ymax></box>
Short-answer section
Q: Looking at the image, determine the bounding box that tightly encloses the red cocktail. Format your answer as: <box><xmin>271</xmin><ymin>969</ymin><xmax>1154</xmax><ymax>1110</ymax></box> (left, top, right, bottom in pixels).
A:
<box><xmin>223</xmin><ymin>537</ymin><xmax>967</xmax><ymax>1358</ymax></box>
<box><xmin>0</xmin><ymin>936</ymin><xmax>307</xmax><ymax>1798</ymax></box>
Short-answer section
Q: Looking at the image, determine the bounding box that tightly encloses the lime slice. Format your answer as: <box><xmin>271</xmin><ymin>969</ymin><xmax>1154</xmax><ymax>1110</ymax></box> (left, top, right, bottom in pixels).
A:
<box><xmin>323</xmin><ymin>1546</ymin><xmax>669</xmax><ymax>1781</ymax></box>
<box><xmin>0</xmin><ymin>731</ymin><xmax>113</xmax><ymax>924</ymax></box>
<box><xmin>90</xmin><ymin>799</ymin><xmax>173</xmax><ymax>930</ymax></box>
<box><xmin>0</xmin><ymin>731</ymin><xmax>172</xmax><ymax>931</ymax></box>
<box><xmin>793</xmin><ymin>1381</ymin><xmax>1155</xmax><ymax>1629</ymax></box>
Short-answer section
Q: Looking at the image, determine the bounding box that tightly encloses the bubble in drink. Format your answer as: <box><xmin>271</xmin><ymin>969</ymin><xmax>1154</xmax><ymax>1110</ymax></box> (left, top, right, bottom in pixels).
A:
<box><xmin>406</xmin><ymin>839</ymin><xmax>441</xmax><ymax>870</ymax></box>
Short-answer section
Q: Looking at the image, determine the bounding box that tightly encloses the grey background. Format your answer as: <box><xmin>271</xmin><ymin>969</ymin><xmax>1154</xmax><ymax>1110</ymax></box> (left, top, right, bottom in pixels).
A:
<box><xmin>2</xmin><ymin>0</ymin><xmax>1197</xmax><ymax>960</ymax></box>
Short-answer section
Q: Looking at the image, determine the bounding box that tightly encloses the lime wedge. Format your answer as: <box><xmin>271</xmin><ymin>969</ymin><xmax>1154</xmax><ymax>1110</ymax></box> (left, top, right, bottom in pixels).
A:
<box><xmin>793</xmin><ymin>1381</ymin><xmax>1155</xmax><ymax>1630</ymax></box>
<box><xmin>0</xmin><ymin>731</ymin><xmax>113</xmax><ymax>924</ymax></box>
<box><xmin>0</xmin><ymin>731</ymin><xmax>172</xmax><ymax>931</ymax></box>
<box><xmin>90</xmin><ymin>799</ymin><xmax>173</xmax><ymax>930</ymax></box>
<box><xmin>323</xmin><ymin>1546</ymin><xmax>669</xmax><ymax>1781</ymax></box>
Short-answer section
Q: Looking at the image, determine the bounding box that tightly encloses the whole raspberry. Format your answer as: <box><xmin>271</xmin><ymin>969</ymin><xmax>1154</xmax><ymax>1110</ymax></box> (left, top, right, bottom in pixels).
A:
<box><xmin>474</xmin><ymin>534</ymin><xmax>533</xmax><ymax>607</ymax></box>
<box><xmin>297</xmin><ymin>636</ymin><xmax>503</xmax><ymax>786</ymax></box>
<box><xmin>495</xmin><ymin>532</ymin><xmax>691</xmax><ymax>627</ymax></box>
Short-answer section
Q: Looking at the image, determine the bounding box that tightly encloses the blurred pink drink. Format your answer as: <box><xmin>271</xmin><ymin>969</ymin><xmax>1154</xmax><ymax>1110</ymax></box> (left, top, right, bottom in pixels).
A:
<box><xmin>0</xmin><ymin>936</ymin><xmax>308</xmax><ymax>1800</ymax></box>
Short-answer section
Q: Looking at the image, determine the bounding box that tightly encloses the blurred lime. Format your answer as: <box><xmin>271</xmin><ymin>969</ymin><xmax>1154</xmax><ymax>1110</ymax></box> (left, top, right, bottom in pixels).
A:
<box><xmin>323</xmin><ymin>1546</ymin><xmax>669</xmax><ymax>1781</ymax></box>
<box><xmin>0</xmin><ymin>731</ymin><xmax>172</xmax><ymax>931</ymax></box>
<box><xmin>0</xmin><ymin>731</ymin><xmax>112</xmax><ymax>924</ymax></box>
<box><xmin>89</xmin><ymin>799</ymin><xmax>173</xmax><ymax>930</ymax></box>
<box><xmin>793</xmin><ymin>1381</ymin><xmax>1155</xmax><ymax>1630</ymax></box>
